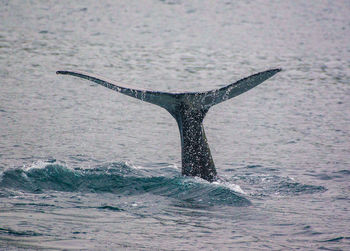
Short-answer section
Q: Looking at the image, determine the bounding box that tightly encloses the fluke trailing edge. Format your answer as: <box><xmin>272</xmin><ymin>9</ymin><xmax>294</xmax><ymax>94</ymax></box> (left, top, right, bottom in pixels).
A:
<box><xmin>57</xmin><ymin>68</ymin><xmax>281</xmax><ymax>182</ymax></box>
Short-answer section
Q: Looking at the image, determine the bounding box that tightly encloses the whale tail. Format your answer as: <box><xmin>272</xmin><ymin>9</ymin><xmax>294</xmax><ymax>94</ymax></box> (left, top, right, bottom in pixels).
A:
<box><xmin>57</xmin><ymin>68</ymin><xmax>281</xmax><ymax>181</ymax></box>
<box><xmin>56</xmin><ymin>69</ymin><xmax>280</xmax><ymax>115</ymax></box>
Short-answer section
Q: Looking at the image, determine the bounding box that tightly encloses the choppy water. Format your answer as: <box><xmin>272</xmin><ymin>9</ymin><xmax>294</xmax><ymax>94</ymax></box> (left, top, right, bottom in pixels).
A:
<box><xmin>1</xmin><ymin>0</ymin><xmax>350</xmax><ymax>250</ymax></box>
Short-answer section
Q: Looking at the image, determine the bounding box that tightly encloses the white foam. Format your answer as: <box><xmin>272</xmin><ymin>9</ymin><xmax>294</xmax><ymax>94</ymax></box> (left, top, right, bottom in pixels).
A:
<box><xmin>23</xmin><ymin>160</ymin><xmax>49</xmax><ymax>171</ymax></box>
<box><xmin>212</xmin><ymin>181</ymin><xmax>246</xmax><ymax>195</ymax></box>
<box><xmin>125</xmin><ymin>161</ymin><xmax>145</xmax><ymax>170</ymax></box>
<box><xmin>167</xmin><ymin>163</ymin><xmax>180</xmax><ymax>170</ymax></box>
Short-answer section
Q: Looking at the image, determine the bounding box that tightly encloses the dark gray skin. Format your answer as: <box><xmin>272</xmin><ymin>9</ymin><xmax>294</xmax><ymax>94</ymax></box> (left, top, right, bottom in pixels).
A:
<box><xmin>173</xmin><ymin>103</ymin><xmax>216</xmax><ymax>181</ymax></box>
<box><xmin>57</xmin><ymin>68</ymin><xmax>281</xmax><ymax>182</ymax></box>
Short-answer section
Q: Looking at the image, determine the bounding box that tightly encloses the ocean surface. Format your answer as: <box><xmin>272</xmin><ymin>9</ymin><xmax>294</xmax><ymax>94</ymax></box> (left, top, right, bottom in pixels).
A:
<box><xmin>1</xmin><ymin>0</ymin><xmax>350</xmax><ymax>250</ymax></box>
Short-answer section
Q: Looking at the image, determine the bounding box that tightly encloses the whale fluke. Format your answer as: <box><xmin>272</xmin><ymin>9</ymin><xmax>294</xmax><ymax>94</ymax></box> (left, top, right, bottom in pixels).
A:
<box><xmin>57</xmin><ymin>68</ymin><xmax>281</xmax><ymax>182</ymax></box>
<box><xmin>56</xmin><ymin>70</ymin><xmax>177</xmax><ymax>111</ymax></box>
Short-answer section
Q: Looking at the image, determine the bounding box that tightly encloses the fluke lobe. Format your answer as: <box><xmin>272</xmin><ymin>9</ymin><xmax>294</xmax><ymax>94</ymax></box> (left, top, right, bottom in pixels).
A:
<box><xmin>57</xmin><ymin>68</ymin><xmax>281</xmax><ymax>182</ymax></box>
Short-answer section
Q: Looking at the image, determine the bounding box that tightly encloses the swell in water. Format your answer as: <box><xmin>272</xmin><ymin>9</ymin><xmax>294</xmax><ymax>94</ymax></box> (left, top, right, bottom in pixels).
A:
<box><xmin>0</xmin><ymin>160</ymin><xmax>325</xmax><ymax>207</ymax></box>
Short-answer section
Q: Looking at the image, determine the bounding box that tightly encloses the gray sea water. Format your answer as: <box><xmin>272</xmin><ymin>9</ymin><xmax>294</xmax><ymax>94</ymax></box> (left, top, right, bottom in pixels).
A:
<box><xmin>1</xmin><ymin>0</ymin><xmax>350</xmax><ymax>250</ymax></box>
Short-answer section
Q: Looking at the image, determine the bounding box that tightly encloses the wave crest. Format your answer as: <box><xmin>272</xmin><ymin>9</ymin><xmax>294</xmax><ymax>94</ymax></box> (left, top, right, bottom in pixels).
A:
<box><xmin>0</xmin><ymin>163</ymin><xmax>251</xmax><ymax>206</ymax></box>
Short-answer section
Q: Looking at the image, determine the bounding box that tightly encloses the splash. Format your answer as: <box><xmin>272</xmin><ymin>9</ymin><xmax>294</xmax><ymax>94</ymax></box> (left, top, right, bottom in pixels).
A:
<box><xmin>0</xmin><ymin>162</ymin><xmax>250</xmax><ymax>207</ymax></box>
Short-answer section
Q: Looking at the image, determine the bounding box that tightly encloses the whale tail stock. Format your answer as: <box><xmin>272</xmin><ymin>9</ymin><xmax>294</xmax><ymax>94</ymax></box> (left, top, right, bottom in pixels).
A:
<box><xmin>57</xmin><ymin>68</ymin><xmax>281</xmax><ymax>182</ymax></box>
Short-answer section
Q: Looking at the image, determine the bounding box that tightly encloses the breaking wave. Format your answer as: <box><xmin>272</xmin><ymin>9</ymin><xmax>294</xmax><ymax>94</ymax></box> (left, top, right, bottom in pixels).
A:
<box><xmin>0</xmin><ymin>161</ymin><xmax>250</xmax><ymax>206</ymax></box>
